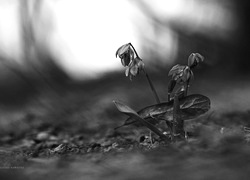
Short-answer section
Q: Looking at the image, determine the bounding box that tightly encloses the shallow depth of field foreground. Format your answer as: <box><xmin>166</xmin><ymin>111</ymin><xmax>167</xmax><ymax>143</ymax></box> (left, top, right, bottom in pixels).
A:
<box><xmin>0</xmin><ymin>71</ymin><xmax>250</xmax><ymax>180</ymax></box>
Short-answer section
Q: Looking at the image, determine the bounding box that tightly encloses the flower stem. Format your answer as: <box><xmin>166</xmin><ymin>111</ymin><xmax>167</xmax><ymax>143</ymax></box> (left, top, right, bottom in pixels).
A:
<box><xmin>184</xmin><ymin>79</ymin><xmax>191</xmax><ymax>96</ymax></box>
<box><xmin>129</xmin><ymin>42</ymin><xmax>160</xmax><ymax>104</ymax></box>
<box><xmin>172</xmin><ymin>94</ymin><xmax>185</xmax><ymax>138</ymax></box>
<box><xmin>129</xmin><ymin>43</ymin><xmax>140</xmax><ymax>59</ymax></box>
<box><xmin>144</xmin><ymin>69</ymin><xmax>161</xmax><ymax>104</ymax></box>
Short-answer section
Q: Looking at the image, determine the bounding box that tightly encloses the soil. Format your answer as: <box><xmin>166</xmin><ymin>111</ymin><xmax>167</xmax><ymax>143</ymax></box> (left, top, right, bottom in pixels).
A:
<box><xmin>0</xmin><ymin>73</ymin><xmax>250</xmax><ymax>180</ymax></box>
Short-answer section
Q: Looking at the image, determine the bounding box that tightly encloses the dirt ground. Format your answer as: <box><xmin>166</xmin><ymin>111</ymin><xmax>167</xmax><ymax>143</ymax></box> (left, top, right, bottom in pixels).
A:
<box><xmin>0</xmin><ymin>72</ymin><xmax>250</xmax><ymax>180</ymax></box>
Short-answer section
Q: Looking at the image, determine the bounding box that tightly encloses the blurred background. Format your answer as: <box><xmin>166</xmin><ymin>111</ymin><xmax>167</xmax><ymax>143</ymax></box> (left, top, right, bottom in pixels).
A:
<box><xmin>0</xmin><ymin>0</ymin><xmax>249</xmax><ymax>135</ymax></box>
<box><xmin>0</xmin><ymin>0</ymin><xmax>249</xmax><ymax>78</ymax></box>
<box><xmin>1</xmin><ymin>1</ymin><xmax>250</xmax><ymax>178</ymax></box>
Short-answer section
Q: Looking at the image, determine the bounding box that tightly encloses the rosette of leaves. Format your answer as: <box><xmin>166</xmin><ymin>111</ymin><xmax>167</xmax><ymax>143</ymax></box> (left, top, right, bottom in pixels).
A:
<box><xmin>114</xmin><ymin>94</ymin><xmax>210</xmax><ymax>130</ymax></box>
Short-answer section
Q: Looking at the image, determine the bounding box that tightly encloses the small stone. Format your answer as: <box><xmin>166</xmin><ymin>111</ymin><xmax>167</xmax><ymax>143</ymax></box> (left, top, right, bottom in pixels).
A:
<box><xmin>101</xmin><ymin>140</ymin><xmax>112</xmax><ymax>147</ymax></box>
<box><xmin>117</xmin><ymin>148</ymin><xmax>125</xmax><ymax>152</ymax></box>
<box><xmin>112</xmin><ymin>142</ymin><xmax>118</xmax><ymax>148</ymax></box>
<box><xmin>53</xmin><ymin>144</ymin><xmax>64</xmax><ymax>153</ymax></box>
<box><xmin>49</xmin><ymin>135</ymin><xmax>58</xmax><ymax>141</ymax></box>
<box><xmin>103</xmin><ymin>146</ymin><xmax>112</xmax><ymax>153</ymax></box>
<box><xmin>36</xmin><ymin>132</ymin><xmax>49</xmax><ymax>141</ymax></box>
<box><xmin>87</xmin><ymin>148</ymin><xmax>92</xmax><ymax>153</ymax></box>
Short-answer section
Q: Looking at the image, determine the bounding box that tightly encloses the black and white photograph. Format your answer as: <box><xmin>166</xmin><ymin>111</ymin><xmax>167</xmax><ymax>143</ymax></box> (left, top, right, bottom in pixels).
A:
<box><xmin>0</xmin><ymin>0</ymin><xmax>250</xmax><ymax>179</ymax></box>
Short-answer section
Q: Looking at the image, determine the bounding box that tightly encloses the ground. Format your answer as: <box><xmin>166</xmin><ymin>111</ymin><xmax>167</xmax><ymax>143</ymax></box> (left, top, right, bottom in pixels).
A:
<box><xmin>0</xmin><ymin>72</ymin><xmax>250</xmax><ymax>180</ymax></box>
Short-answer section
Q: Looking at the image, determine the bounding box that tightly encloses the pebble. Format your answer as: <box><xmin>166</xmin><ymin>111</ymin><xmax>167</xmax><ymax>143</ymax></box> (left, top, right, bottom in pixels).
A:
<box><xmin>36</xmin><ymin>132</ymin><xmax>49</xmax><ymax>141</ymax></box>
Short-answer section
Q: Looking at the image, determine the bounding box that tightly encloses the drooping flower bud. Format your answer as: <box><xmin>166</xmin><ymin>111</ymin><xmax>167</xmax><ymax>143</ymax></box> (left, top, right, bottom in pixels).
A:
<box><xmin>188</xmin><ymin>53</ymin><xmax>204</xmax><ymax>69</ymax></box>
<box><xmin>116</xmin><ymin>43</ymin><xmax>145</xmax><ymax>80</ymax></box>
<box><xmin>168</xmin><ymin>65</ymin><xmax>193</xmax><ymax>84</ymax></box>
<box><xmin>116</xmin><ymin>43</ymin><xmax>134</xmax><ymax>67</ymax></box>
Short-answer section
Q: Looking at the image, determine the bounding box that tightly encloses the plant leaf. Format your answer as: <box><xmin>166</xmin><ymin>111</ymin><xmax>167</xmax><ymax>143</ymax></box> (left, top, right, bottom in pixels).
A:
<box><xmin>113</xmin><ymin>100</ymin><xmax>168</xmax><ymax>139</ymax></box>
<box><xmin>113</xmin><ymin>100</ymin><xmax>138</xmax><ymax>115</ymax></box>
<box><xmin>120</xmin><ymin>94</ymin><xmax>210</xmax><ymax>127</ymax></box>
<box><xmin>168</xmin><ymin>65</ymin><xmax>187</xmax><ymax>78</ymax></box>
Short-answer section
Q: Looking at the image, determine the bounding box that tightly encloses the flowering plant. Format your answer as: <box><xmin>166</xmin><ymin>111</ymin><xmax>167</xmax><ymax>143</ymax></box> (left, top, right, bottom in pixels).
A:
<box><xmin>168</xmin><ymin>53</ymin><xmax>204</xmax><ymax>100</ymax></box>
<box><xmin>114</xmin><ymin>43</ymin><xmax>210</xmax><ymax>142</ymax></box>
<box><xmin>116</xmin><ymin>43</ymin><xmax>160</xmax><ymax>103</ymax></box>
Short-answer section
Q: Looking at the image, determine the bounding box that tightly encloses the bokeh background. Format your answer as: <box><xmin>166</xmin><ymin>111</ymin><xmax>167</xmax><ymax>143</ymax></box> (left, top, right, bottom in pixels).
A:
<box><xmin>0</xmin><ymin>0</ymin><xmax>249</xmax><ymax>136</ymax></box>
<box><xmin>0</xmin><ymin>2</ymin><xmax>250</xmax><ymax>180</ymax></box>
<box><xmin>1</xmin><ymin>0</ymin><xmax>249</xmax><ymax>78</ymax></box>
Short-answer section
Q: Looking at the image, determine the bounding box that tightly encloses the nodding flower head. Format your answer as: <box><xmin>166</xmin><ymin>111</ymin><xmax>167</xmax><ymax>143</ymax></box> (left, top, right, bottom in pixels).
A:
<box><xmin>169</xmin><ymin>53</ymin><xmax>204</xmax><ymax>84</ymax></box>
<box><xmin>125</xmin><ymin>57</ymin><xmax>145</xmax><ymax>80</ymax></box>
<box><xmin>188</xmin><ymin>53</ymin><xmax>204</xmax><ymax>69</ymax></box>
<box><xmin>116</xmin><ymin>43</ymin><xmax>145</xmax><ymax>80</ymax></box>
<box><xmin>116</xmin><ymin>43</ymin><xmax>134</xmax><ymax>67</ymax></box>
<box><xmin>168</xmin><ymin>64</ymin><xmax>193</xmax><ymax>84</ymax></box>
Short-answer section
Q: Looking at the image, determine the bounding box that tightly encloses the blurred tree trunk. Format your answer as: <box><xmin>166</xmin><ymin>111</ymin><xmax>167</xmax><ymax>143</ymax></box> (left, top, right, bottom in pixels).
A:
<box><xmin>19</xmin><ymin>0</ymin><xmax>70</xmax><ymax>92</ymax></box>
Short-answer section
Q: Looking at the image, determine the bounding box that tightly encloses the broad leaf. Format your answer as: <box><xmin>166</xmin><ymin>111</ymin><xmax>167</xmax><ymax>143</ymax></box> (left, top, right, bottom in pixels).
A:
<box><xmin>113</xmin><ymin>100</ymin><xmax>137</xmax><ymax>115</ymax></box>
<box><xmin>118</xmin><ymin>94</ymin><xmax>210</xmax><ymax>128</ymax></box>
<box><xmin>113</xmin><ymin>100</ymin><xmax>168</xmax><ymax>139</ymax></box>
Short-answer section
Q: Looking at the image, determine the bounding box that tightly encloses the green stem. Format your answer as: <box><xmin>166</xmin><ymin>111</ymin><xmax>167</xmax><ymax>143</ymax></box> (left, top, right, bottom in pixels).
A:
<box><xmin>167</xmin><ymin>79</ymin><xmax>176</xmax><ymax>102</ymax></box>
<box><xmin>185</xmin><ymin>79</ymin><xmax>190</xmax><ymax>96</ymax></box>
<box><xmin>172</xmin><ymin>95</ymin><xmax>185</xmax><ymax>138</ymax></box>
<box><xmin>144</xmin><ymin>69</ymin><xmax>161</xmax><ymax>104</ymax></box>
<box><xmin>129</xmin><ymin>42</ymin><xmax>160</xmax><ymax>104</ymax></box>
<box><xmin>129</xmin><ymin>43</ymin><xmax>140</xmax><ymax>59</ymax></box>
